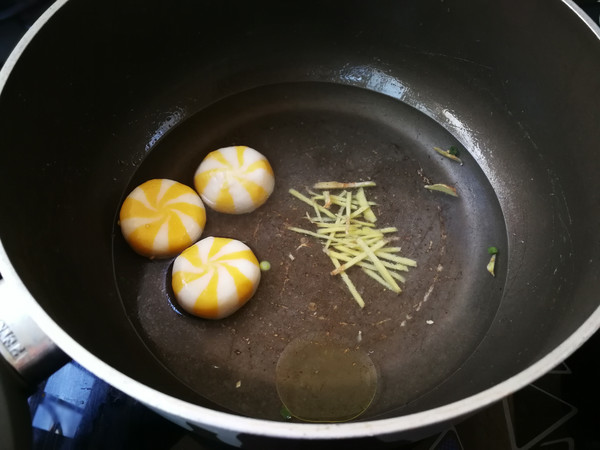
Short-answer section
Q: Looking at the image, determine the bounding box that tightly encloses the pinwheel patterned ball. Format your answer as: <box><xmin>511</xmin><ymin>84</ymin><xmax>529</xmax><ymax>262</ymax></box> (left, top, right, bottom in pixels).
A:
<box><xmin>194</xmin><ymin>146</ymin><xmax>275</xmax><ymax>214</ymax></box>
<box><xmin>171</xmin><ymin>237</ymin><xmax>261</xmax><ymax>319</ymax></box>
<box><xmin>119</xmin><ymin>179</ymin><xmax>206</xmax><ymax>258</ymax></box>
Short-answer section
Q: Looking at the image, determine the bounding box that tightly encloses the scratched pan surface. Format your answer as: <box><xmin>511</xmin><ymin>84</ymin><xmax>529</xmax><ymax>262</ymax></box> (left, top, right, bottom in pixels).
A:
<box><xmin>113</xmin><ymin>81</ymin><xmax>507</xmax><ymax>420</ymax></box>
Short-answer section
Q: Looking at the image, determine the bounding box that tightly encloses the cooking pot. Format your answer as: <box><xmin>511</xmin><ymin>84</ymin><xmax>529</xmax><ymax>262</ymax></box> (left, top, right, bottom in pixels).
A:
<box><xmin>0</xmin><ymin>0</ymin><xmax>599</xmax><ymax>448</ymax></box>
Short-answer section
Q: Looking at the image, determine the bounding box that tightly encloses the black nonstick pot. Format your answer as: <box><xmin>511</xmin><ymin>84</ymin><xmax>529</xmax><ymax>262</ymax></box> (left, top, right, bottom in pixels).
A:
<box><xmin>0</xmin><ymin>0</ymin><xmax>599</xmax><ymax>448</ymax></box>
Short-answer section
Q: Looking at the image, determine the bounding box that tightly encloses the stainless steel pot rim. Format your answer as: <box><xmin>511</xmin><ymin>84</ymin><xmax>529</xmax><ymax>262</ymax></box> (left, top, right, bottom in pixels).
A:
<box><xmin>1</xmin><ymin>0</ymin><xmax>599</xmax><ymax>440</ymax></box>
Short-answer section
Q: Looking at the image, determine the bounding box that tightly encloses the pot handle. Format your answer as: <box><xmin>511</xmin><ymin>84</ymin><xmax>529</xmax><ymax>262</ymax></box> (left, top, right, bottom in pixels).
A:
<box><xmin>0</xmin><ymin>353</ymin><xmax>33</xmax><ymax>450</ymax></box>
<box><xmin>0</xmin><ymin>275</ymin><xmax>68</xmax><ymax>450</ymax></box>
<box><xmin>0</xmin><ymin>276</ymin><xmax>68</xmax><ymax>386</ymax></box>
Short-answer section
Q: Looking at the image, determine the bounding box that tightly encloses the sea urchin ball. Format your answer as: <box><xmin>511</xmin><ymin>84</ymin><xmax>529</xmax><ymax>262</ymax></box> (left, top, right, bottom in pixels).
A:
<box><xmin>194</xmin><ymin>146</ymin><xmax>275</xmax><ymax>214</ymax></box>
<box><xmin>171</xmin><ymin>237</ymin><xmax>261</xmax><ymax>319</ymax></box>
<box><xmin>119</xmin><ymin>179</ymin><xmax>206</xmax><ymax>258</ymax></box>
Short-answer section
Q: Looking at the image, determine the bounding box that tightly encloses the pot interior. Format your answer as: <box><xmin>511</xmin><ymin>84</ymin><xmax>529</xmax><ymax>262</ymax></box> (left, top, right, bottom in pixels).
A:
<box><xmin>113</xmin><ymin>81</ymin><xmax>506</xmax><ymax>420</ymax></box>
<box><xmin>0</xmin><ymin>0</ymin><xmax>599</xmax><ymax>426</ymax></box>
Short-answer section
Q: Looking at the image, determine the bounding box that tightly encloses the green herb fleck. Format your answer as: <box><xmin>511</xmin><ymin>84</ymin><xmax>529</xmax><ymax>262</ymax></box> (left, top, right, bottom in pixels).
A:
<box><xmin>433</xmin><ymin>147</ymin><xmax>463</xmax><ymax>164</ymax></box>
<box><xmin>448</xmin><ymin>146</ymin><xmax>460</xmax><ymax>156</ymax></box>
<box><xmin>487</xmin><ymin>246</ymin><xmax>499</xmax><ymax>255</ymax></box>
<box><xmin>280</xmin><ymin>405</ymin><xmax>293</xmax><ymax>421</ymax></box>
<box><xmin>424</xmin><ymin>183</ymin><xmax>458</xmax><ymax>197</ymax></box>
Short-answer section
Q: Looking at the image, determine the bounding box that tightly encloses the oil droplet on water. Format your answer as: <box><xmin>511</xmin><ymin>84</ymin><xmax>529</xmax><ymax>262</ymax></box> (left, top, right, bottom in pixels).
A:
<box><xmin>275</xmin><ymin>333</ymin><xmax>377</xmax><ymax>422</ymax></box>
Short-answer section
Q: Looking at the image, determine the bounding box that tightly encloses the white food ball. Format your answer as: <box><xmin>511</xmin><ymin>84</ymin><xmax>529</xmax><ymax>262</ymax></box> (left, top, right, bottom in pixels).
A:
<box><xmin>119</xmin><ymin>179</ymin><xmax>206</xmax><ymax>258</ymax></box>
<box><xmin>194</xmin><ymin>146</ymin><xmax>275</xmax><ymax>214</ymax></box>
<box><xmin>171</xmin><ymin>237</ymin><xmax>261</xmax><ymax>319</ymax></box>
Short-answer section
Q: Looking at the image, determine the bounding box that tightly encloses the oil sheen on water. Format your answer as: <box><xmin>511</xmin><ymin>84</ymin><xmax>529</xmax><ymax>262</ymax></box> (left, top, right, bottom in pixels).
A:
<box><xmin>276</xmin><ymin>333</ymin><xmax>378</xmax><ymax>422</ymax></box>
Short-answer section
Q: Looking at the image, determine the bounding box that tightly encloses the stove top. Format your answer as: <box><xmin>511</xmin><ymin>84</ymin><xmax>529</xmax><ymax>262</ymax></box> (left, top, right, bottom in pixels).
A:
<box><xmin>1</xmin><ymin>1</ymin><xmax>599</xmax><ymax>449</ymax></box>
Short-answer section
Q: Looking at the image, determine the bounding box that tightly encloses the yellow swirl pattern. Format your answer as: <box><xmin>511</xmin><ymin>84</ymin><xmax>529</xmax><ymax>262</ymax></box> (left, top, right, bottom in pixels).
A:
<box><xmin>119</xmin><ymin>179</ymin><xmax>206</xmax><ymax>258</ymax></box>
<box><xmin>172</xmin><ymin>237</ymin><xmax>261</xmax><ymax>319</ymax></box>
<box><xmin>194</xmin><ymin>146</ymin><xmax>275</xmax><ymax>214</ymax></box>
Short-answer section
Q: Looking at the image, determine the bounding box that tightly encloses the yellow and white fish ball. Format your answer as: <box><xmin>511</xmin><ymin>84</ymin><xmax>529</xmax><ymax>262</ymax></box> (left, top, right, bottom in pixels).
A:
<box><xmin>171</xmin><ymin>237</ymin><xmax>261</xmax><ymax>319</ymax></box>
<box><xmin>119</xmin><ymin>179</ymin><xmax>206</xmax><ymax>258</ymax></box>
<box><xmin>194</xmin><ymin>146</ymin><xmax>275</xmax><ymax>214</ymax></box>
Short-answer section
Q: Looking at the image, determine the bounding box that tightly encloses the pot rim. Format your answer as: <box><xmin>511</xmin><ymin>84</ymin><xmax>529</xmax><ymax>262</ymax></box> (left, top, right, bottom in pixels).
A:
<box><xmin>1</xmin><ymin>0</ymin><xmax>599</xmax><ymax>440</ymax></box>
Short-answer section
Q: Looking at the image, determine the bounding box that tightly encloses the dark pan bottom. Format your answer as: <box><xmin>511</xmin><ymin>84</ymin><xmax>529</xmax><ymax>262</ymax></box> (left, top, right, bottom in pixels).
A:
<box><xmin>112</xmin><ymin>82</ymin><xmax>507</xmax><ymax>421</ymax></box>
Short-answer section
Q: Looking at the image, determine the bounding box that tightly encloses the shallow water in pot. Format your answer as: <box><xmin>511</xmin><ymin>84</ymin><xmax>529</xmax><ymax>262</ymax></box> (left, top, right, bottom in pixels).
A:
<box><xmin>112</xmin><ymin>82</ymin><xmax>507</xmax><ymax>421</ymax></box>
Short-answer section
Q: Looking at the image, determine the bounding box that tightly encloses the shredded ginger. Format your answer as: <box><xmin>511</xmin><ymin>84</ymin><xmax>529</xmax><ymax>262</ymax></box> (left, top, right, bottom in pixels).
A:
<box><xmin>288</xmin><ymin>182</ymin><xmax>417</xmax><ymax>308</ymax></box>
